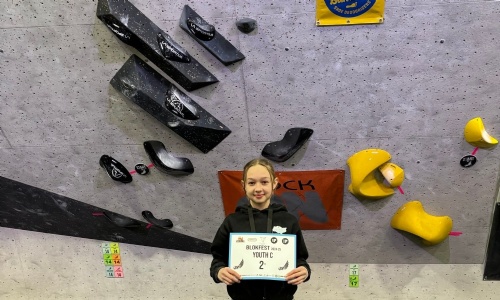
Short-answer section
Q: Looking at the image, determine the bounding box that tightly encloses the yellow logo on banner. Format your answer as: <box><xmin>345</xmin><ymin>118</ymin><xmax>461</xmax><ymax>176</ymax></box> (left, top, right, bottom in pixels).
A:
<box><xmin>316</xmin><ymin>0</ymin><xmax>385</xmax><ymax>26</ymax></box>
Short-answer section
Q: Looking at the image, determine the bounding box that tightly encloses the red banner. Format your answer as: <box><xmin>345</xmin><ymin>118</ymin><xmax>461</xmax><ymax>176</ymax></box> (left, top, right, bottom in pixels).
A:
<box><xmin>218</xmin><ymin>170</ymin><xmax>345</xmax><ymax>230</ymax></box>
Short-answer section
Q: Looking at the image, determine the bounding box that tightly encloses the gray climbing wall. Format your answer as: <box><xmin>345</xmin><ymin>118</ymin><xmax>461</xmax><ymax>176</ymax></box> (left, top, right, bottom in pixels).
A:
<box><xmin>1</xmin><ymin>0</ymin><xmax>500</xmax><ymax>298</ymax></box>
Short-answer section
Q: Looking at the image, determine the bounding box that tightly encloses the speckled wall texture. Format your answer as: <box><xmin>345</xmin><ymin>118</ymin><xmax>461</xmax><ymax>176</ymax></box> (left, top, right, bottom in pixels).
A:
<box><xmin>1</xmin><ymin>0</ymin><xmax>500</xmax><ymax>299</ymax></box>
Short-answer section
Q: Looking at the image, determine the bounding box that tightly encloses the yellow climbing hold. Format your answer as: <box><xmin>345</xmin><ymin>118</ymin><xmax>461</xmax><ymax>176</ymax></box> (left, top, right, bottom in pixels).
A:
<box><xmin>464</xmin><ymin>117</ymin><xmax>498</xmax><ymax>148</ymax></box>
<box><xmin>391</xmin><ymin>200</ymin><xmax>453</xmax><ymax>245</ymax></box>
<box><xmin>347</xmin><ymin>148</ymin><xmax>394</xmax><ymax>199</ymax></box>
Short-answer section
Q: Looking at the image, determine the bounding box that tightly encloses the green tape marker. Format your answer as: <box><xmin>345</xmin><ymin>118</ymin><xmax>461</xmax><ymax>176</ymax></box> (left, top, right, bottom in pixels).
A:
<box><xmin>103</xmin><ymin>254</ymin><xmax>113</xmax><ymax>266</ymax></box>
<box><xmin>349</xmin><ymin>264</ymin><xmax>359</xmax><ymax>287</ymax></box>
<box><xmin>349</xmin><ymin>275</ymin><xmax>359</xmax><ymax>287</ymax></box>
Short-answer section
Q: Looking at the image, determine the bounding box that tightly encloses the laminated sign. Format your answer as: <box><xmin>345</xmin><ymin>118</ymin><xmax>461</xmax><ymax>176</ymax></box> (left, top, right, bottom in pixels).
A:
<box><xmin>316</xmin><ymin>0</ymin><xmax>385</xmax><ymax>26</ymax></box>
<box><xmin>218</xmin><ymin>170</ymin><xmax>344</xmax><ymax>230</ymax></box>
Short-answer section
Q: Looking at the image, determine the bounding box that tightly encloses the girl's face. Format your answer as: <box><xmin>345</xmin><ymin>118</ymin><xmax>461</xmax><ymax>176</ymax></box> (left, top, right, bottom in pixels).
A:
<box><xmin>242</xmin><ymin>165</ymin><xmax>278</xmax><ymax>210</ymax></box>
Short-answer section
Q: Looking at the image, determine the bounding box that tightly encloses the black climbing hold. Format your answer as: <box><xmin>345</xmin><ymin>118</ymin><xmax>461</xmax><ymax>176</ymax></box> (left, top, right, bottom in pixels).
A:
<box><xmin>100</xmin><ymin>15</ymin><xmax>136</xmax><ymax>43</ymax></box>
<box><xmin>187</xmin><ymin>17</ymin><xmax>215</xmax><ymax>41</ymax></box>
<box><xmin>110</xmin><ymin>55</ymin><xmax>231</xmax><ymax>153</ymax></box>
<box><xmin>0</xmin><ymin>175</ymin><xmax>212</xmax><ymax>254</ymax></box>
<box><xmin>142</xmin><ymin>210</ymin><xmax>173</xmax><ymax>229</ymax></box>
<box><xmin>179</xmin><ymin>5</ymin><xmax>245</xmax><ymax>66</ymax></box>
<box><xmin>164</xmin><ymin>87</ymin><xmax>200</xmax><ymax>121</ymax></box>
<box><xmin>134</xmin><ymin>163</ymin><xmax>150</xmax><ymax>175</ymax></box>
<box><xmin>103</xmin><ymin>211</ymin><xmax>142</xmax><ymax>228</ymax></box>
<box><xmin>236</xmin><ymin>18</ymin><xmax>257</xmax><ymax>34</ymax></box>
<box><xmin>97</xmin><ymin>0</ymin><xmax>218</xmax><ymax>91</ymax></box>
<box><xmin>157</xmin><ymin>32</ymin><xmax>191</xmax><ymax>63</ymax></box>
<box><xmin>99</xmin><ymin>155</ymin><xmax>133</xmax><ymax>183</ymax></box>
<box><xmin>143</xmin><ymin>140</ymin><xmax>194</xmax><ymax>175</ymax></box>
<box><xmin>261</xmin><ymin>128</ymin><xmax>314</xmax><ymax>162</ymax></box>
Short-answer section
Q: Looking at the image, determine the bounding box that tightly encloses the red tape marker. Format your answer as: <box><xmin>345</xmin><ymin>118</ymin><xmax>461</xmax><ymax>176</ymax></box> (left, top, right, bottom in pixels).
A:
<box><xmin>397</xmin><ymin>186</ymin><xmax>405</xmax><ymax>194</ymax></box>
<box><xmin>471</xmin><ymin>147</ymin><xmax>479</xmax><ymax>156</ymax></box>
<box><xmin>449</xmin><ymin>231</ymin><xmax>462</xmax><ymax>236</ymax></box>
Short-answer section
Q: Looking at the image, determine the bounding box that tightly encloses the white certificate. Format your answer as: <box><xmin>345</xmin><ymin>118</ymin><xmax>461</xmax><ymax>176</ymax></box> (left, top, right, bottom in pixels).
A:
<box><xmin>229</xmin><ymin>233</ymin><xmax>296</xmax><ymax>281</ymax></box>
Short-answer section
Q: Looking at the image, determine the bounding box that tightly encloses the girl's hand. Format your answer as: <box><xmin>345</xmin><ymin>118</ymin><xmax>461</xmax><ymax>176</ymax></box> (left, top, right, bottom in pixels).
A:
<box><xmin>217</xmin><ymin>267</ymin><xmax>242</xmax><ymax>285</ymax></box>
<box><xmin>286</xmin><ymin>266</ymin><xmax>308</xmax><ymax>285</ymax></box>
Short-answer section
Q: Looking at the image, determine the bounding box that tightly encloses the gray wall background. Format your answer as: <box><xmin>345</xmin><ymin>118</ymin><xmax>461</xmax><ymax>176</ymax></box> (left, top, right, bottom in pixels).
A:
<box><xmin>1</xmin><ymin>0</ymin><xmax>500</xmax><ymax>299</ymax></box>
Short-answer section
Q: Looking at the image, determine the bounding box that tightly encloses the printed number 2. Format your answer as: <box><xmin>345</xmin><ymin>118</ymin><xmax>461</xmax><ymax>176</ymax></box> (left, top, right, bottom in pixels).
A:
<box><xmin>259</xmin><ymin>261</ymin><xmax>264</xmax><ymax>269</ymax></box>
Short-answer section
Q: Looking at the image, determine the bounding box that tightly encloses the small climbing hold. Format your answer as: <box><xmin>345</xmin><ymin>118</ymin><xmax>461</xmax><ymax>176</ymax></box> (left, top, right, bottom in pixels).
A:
<box><xmin>236</xmin><ymin>18</ymin><xmax>257</xmax><ymax>34</ymax></box>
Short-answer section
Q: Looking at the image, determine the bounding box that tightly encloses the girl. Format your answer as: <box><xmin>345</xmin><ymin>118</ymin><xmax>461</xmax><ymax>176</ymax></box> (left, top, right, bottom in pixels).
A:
<box><xmin>210</xmin><ymin>158</ymin><xmax>311</xmax><ymax>300</ymax></box>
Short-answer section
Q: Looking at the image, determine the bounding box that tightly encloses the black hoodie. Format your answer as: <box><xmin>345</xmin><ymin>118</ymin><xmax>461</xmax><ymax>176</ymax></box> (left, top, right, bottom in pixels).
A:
<box><xmin>210</xmin><ymin>203</ymin><xmax>311</xmax><ymax>300</ymax></box>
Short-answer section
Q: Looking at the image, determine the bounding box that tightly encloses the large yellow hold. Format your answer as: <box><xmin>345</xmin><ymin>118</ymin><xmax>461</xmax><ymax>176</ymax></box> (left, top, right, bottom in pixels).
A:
<box><xmin>347</xmin><ymin>148</ymin><xmax>404</xmax><ymax>199</ymax></box>
<box><xmin>464</xmin><ymin>117</ymin><xmax>498</xmax><ymax>148</ymax></box>
<box><xmin>391</xmin><ymin>201</ymin><xmax>453</xmax><ymax>245</ymax></box>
